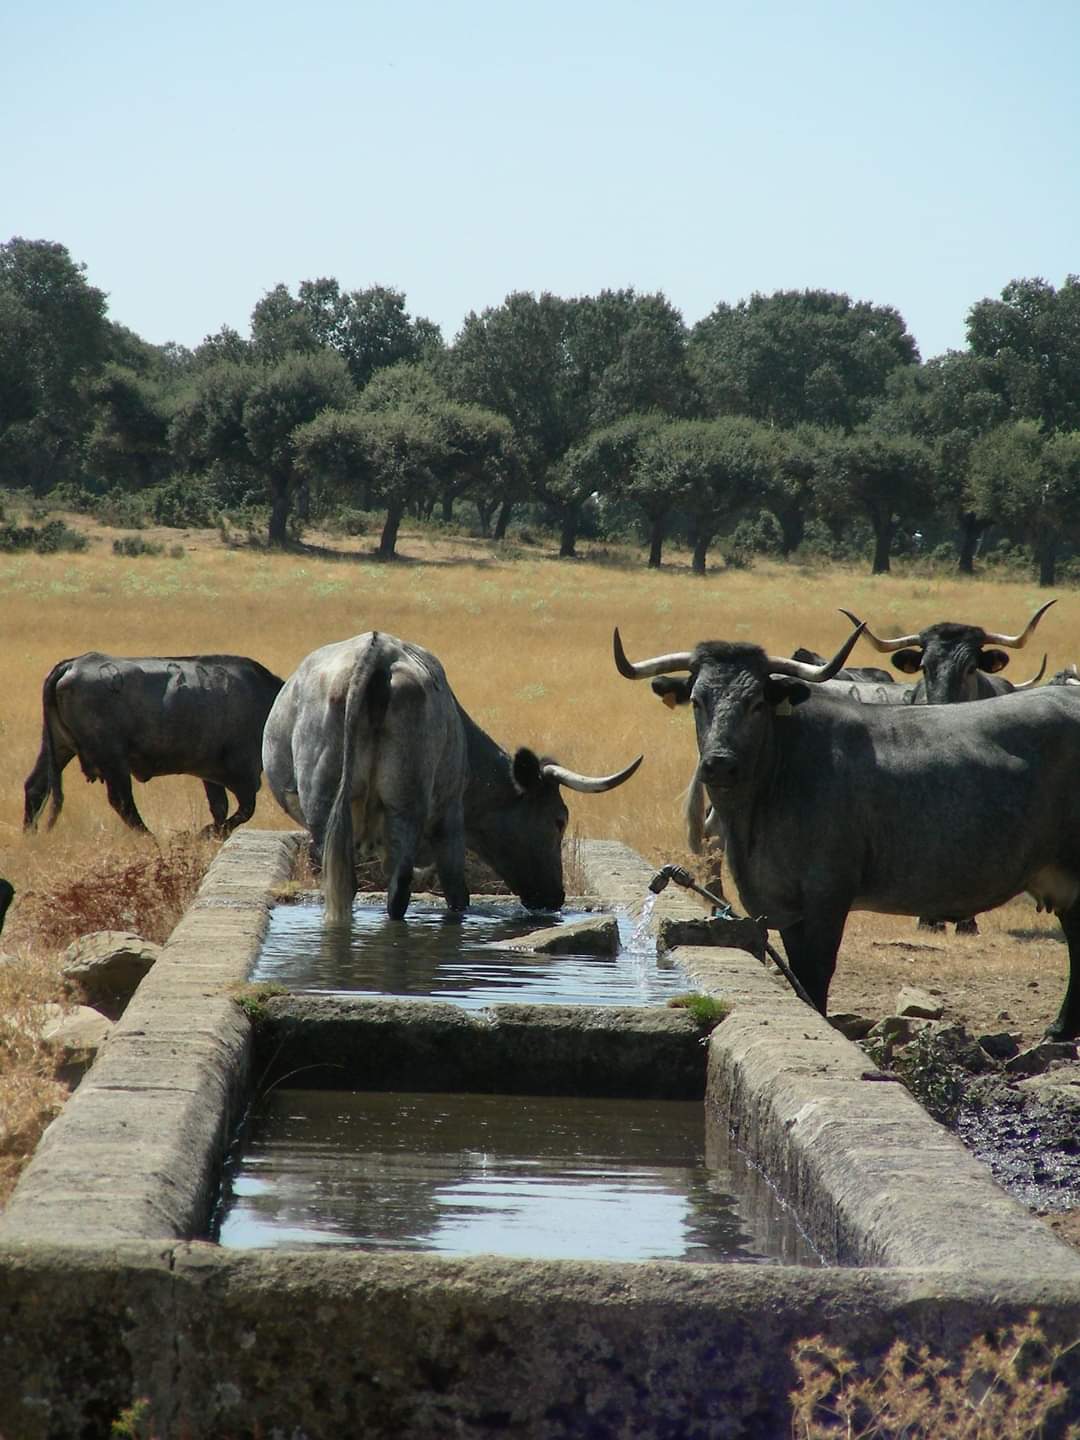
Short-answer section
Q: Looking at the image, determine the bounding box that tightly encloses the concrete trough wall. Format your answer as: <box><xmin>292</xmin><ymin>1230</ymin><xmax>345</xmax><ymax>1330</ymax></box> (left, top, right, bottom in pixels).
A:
<box><xmin>2</xmin><ymin>832</ymin><xmax>1080</xmax><ymax>1438</ymax></box>
<box><xmin>254</xmin><ymin>995</ymin><xmax>707</xmax><ymax>1098</ymax></box>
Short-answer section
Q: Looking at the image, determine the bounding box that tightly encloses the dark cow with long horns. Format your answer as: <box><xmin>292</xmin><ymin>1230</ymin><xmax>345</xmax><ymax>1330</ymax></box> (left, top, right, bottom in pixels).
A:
<box><xmin>614</xmin><ymin>624</ymin><xmax>1080</xmax><ymax>1039</ymax></box>
<box><xmin>264</xmin><ymin>631</ymin><xmax>642</xmax><ymax>922</ymax></box>
<box><xmin>838</xmin><ymin>601</ymin><xmax>1056</xmax><ymax>933</ymax></box>
<box><xmin>838</xmin><ymin>601</ymin><xmax>1055</xmax><ymax>703</ymax></box>
<box><xmin>24</xmin><ymin>653</ymin><xmax>284</xmax><ymax>836</ymax></box>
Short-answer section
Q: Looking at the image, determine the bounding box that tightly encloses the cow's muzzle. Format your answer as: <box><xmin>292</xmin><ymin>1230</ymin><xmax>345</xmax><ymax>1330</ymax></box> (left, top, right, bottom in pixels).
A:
<box><xmin>699</xmin><ymin>753</ymin><xmax>739</xmax><ymax>789</ymax></box>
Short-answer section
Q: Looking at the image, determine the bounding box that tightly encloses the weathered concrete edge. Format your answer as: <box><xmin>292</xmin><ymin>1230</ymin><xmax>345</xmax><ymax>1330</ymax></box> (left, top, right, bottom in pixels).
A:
<box><xmin>577</xmin><ymin>844</ymin><xmax>1080</xmax><ymax>1278</ymax></box>
<box><xmin>0</xmin><ymin>830</ymin><xmax>302</xmax><ymax>1244</ymax></box>
<box><xmin>256</xmin><ymin>994</ymin><xmax>707</xmax><ymax>1097</ymax></box>
<box><xmin>688</xmin><ymin>943</ymin><xmax>1080</xmax><ymax>1276</ymax></box>
<box><xmin>2</xmin><ymin>1240</ymin><xmax>1080</xmax><ymax>1440</ymax></box>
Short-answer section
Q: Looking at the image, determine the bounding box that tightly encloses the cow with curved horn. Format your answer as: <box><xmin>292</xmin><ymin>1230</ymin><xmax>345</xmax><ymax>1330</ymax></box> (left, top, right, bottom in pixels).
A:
<box><xmin>837</xmin><ymin>600</ymin><xmax>1056</xmax><ymax>704</ymax></box>
<box><xmin>613</xmin><ymin>622</ymin><xmax>1080</xmax><ymax>1039</ymax></box>
<box><xmin>264</xmin><ymin>631</ymin><xmax>642</xmax><ymax>922</ymax></box>
<box><xmin>838</xmin><ymin>600</ymin><xmax>1057</xmax><ymax>933</ymax></box>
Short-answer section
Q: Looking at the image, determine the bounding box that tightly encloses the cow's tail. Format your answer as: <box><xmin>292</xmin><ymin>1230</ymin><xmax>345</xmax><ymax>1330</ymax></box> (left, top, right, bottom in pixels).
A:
<box><xmin>322</xmin><ymin>636</ymin><xmax>391</xmax><ymax>923</ymax></box>
<box><xmin>23</xmin><ymin>661</ymin><xmax>71</xmax><ymax>831</ymax></box>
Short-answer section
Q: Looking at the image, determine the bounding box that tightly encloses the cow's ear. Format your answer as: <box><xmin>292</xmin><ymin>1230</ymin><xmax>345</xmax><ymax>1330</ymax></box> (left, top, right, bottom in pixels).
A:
<box><xmin>650</xmin><ymin>676</ymin><xmax>692</xmax><ymax>708</ymax></box>
<box><xmin>891</xmin><ymin>648</ymin><xmax>924</xmax><ymax>674</ymax></box>
<box><xmin>512</xmin><ymin>747</ymin><xmax>544</xmax><ymax>793</ymax></box>
<box><xmin>979</xmin><ymin>648</ymin><xmax>1010</xmax><ymax>674</ymax></box>
<box><xmin>763</xmin><ymin>677</ymin><xmax>811</xmax><ymax>709</ymax></box>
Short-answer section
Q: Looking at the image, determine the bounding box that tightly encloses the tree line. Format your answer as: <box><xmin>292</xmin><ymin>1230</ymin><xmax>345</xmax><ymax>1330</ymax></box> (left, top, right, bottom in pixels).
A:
<box><xmin>3</xmin><ymin>236</ymin><xmax>1080</xmax><ymax>583</ymax></box>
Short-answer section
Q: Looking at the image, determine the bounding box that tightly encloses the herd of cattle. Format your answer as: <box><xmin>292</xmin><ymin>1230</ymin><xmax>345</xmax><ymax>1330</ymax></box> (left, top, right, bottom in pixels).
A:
<box><xmin>17</xmin><ymin>600</ymin><xmax>1080</xmax><ymax>1039</ymax></box>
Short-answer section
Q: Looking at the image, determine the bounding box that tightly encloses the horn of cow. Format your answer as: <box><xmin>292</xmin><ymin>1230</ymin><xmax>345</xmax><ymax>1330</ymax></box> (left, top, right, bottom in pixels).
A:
<box><xmin>764</xmin><ymin>623</ymin><xmax>866</xmax><ymax>682</ymax></box>
<box><xmin>540</xmin><ymin>753</ymin><xmax>644</xmax><ymax>793</ymax></box>
<box><xmin>982</xmin><ymin>599</ymin><xmax>1058</xmax><ymax>648</ymax></box>
<box><xmin>613</xmin><ymin>625</ymin><xmax>865</xmax><ymax>684</ymax></box>
<box><xmin>1011</xmin><ymin>654</ymin><xmax>1048</xmax><ymax>690</ymax></box>
<box><xmin>612</xmin><ymin>628</ymin><xmax>693</xmax><ymax>678</ymax></box>
<box><xmin>837</xmin><ymin>608</ymin><xmax>920</xmax><ymax>654</ymax></box>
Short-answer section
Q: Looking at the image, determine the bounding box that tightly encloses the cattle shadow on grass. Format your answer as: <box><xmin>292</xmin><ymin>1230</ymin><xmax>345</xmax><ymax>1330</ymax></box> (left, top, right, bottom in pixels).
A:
<box><xmin>1006</xmin><ymin>927</ymin><xmax>1066</xmax><ymax>944</ymax></box>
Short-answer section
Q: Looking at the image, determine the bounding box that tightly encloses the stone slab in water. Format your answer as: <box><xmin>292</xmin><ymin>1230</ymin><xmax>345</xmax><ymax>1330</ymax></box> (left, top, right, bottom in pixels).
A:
<box><xmin>486</xmin><ymin>914</ymin><xmax>619</xmax><ymax>956</ymax></box>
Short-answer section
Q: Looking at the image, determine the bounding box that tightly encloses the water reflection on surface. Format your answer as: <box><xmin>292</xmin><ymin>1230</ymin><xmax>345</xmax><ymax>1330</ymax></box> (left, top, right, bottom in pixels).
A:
<box><xmin>252</xmin><ymin>901</ymin><xmax>689</xmax><ymax>1008</ymax></box>
<box><xmin>215</xmin><ymin>1089</ymin><xmax>817</xmax><ymax>1265</ymax></box>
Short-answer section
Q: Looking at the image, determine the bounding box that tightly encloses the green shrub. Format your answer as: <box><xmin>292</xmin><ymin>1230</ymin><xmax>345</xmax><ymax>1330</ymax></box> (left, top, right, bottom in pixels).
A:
<box><xmin>147</xmin><ymin>475</ymin><xmax>217</xmax><ymax>528</ymax></box>
<box><xmin>112</xmin><ymin>535</ymin><xmax>166</xmax><ymax>558</ymax></box>
<box><xmin>95</xmin><ymin>491</ymin><xmax>150</xmax><ymax>528</ymax></box>
<box><xmin>0</xmin><ymin>518</ymin><xmax>88</xmax><ymax>554</ymax></box>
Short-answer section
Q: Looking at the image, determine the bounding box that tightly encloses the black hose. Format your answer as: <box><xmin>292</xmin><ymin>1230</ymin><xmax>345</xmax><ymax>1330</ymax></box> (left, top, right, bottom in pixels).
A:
<box><xmin>648</xmin><ymin>864</ymin><xmax>816</xmax><ymax>1009</ymax></box>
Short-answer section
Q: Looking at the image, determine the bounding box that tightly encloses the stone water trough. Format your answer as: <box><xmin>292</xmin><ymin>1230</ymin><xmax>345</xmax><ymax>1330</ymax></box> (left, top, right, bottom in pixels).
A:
<box><xmin>2</xmin><ymin>831</ymin><xmax>1080</xmax><ymax>1438</ymax></box>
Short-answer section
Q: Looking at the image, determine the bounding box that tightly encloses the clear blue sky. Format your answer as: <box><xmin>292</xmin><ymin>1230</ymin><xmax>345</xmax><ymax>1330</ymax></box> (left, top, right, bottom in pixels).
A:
<box><xmin>4</xmin><ymin>0</ymin><xmax>1077</xmax><ymax>361</ymax></box>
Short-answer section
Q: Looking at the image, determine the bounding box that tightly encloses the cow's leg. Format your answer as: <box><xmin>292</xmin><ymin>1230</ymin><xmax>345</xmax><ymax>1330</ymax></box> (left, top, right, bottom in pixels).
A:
<box><xmin>1048</xmin><ymin>904</ymin><xmax>1080</xmax><ymax>1039</ymax></box>
<box><xmin>777</xmin><ymin>911</ymin><xmax>847</xmax><ymax>1015</ymax></box>
<box><xmin>432</xmin><ymin>806</ymin><xmax>469</xmax><ymax>914</ymax></box>
<box><xmin>917</xmin><ymin>917</ymin><xmax>946</xmax><ymax>933</ymax></box>
<box><xmin>24</xmin><ymin>738</ymin><xmax>77</xmax><ymax>830</ymax></box>
<box><xmin>383</xmin><ymin>809</ymin><xmax>423</xmax><ymax>921</ymax></box>
<box><xmin>202</xmin><ymin>782</ymin><xmax>230</xmax><ymax>836</ymax></box>
<box><xmin>210</xmin><ymin>781</ymin><xmax>258</xmax><ymax>837</ymax></box>
<box><xmin>954</xmin><ymin>917</ymin><xmax>980</xmax><ymax>936</ymax></box>
<box><xmin>103</xmin><ymin>767</ymin><xmax>150</xmax><ymax>833</ymax></box>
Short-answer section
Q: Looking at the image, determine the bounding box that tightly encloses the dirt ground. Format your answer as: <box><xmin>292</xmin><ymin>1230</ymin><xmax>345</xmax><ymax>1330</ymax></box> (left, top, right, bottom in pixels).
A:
<box><xmin>826</xmin><ymin>901</ymin><xmax>1067</xmax><ymax>1048</ymax></box>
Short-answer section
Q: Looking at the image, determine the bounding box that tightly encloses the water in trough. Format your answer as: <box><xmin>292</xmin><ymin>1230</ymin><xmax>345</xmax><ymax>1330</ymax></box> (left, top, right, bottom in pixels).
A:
<box><xmin>214</xmin><ymin>1088</ymin><xmax>818</xmax><ymax>1264</ymax></box>
<box><xmin>251</xmin><ymin>898</ymin><xmax>690</xmax><ymax>1008</ymax></box>
<box><xmin>221</xmin><ymin>892</ymin><xmax>819</xmax><ymax>1264</ymax></box>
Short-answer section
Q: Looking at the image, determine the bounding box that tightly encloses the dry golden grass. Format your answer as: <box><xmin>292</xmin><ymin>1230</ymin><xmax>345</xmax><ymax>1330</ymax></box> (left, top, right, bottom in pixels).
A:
<box><xmin>1</xmin><ymin>513</ymin><xmax>1079</xmax><ymax>1202</ymax></box>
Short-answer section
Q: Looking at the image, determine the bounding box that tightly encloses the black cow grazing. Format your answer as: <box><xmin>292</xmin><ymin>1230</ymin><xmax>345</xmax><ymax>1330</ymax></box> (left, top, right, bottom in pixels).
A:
<box><xmin>263</xmin><ymin>632</ymin><xmax>642</xmax><ymax>922</ymax></box>
<box><xmin>838</xmin><ymin>601</ymin><xmax>1055</xmax><ymax>703</ymax></box>
<box><xmin>0</xmin><ymin>880</ymin><xmax>13</xmax><ymax>938</ymax></box>
<box><xmin>24</xmin><ymin>653</ymin><xmax>285</xmax><ymax>836</ymax></box>
<box><xmin>614</xmin><ymin>624</ymin><xmax>1080</xmax><ymax>1039</ymax></box>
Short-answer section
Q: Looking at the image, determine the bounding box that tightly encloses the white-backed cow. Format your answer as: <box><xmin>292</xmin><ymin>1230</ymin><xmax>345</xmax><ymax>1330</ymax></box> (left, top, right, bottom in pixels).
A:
<box><xmin>263</xmin><ymin>632</ymin><xmax>642</xmax><ymax>922</ymax></box>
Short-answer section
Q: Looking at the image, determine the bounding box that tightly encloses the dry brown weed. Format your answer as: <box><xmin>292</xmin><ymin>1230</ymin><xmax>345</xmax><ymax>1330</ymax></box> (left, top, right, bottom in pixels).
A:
<box><xmin>790</xmin><ymin>1315</ymin><xmax>1080</xmax><ymax>1438</ymax></box>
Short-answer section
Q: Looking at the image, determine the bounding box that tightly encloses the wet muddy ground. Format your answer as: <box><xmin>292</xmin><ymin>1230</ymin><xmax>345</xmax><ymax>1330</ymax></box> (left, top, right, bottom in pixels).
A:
<box><xmin>823</xmin><ymin>901</ymin><xmax>1080</xmax><ymax>1243</ymax></box>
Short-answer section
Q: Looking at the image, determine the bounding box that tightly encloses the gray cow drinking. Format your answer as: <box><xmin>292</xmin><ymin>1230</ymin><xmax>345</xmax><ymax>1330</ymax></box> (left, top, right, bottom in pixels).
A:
<box><xmin>614</xmin><ymin>624</ymin><xmax>1080</xmax><ymax>1039</ymax></box>
<box><xmin>264</xmin><ymin>631</ymin><xmax>642</xmax><ymax>922</ymax></box>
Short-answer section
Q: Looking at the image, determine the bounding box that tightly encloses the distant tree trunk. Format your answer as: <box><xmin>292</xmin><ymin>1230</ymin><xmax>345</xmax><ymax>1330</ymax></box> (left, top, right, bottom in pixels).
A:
<box><xmin>956</xmin><ymin>511</ymin><xmax>982</xmax><ymax>575</ymax></box>
<box><xmin>692</xmin><ymin>531</ymin><xmax>715</xmax><ymax>575</ymax></box>
<box><xmin>558</xmin><ymin>507</ymin><xmax>579</xmax><ymax>558</ymax></box>
<box><xmin>870</xmin><ymin>512</ymin><xmax>895</xmax><ymax>575</ymax></box>
<box><xmin>441</xmin><ymin>489</ymin><xmax>454</xmax><ymax>523</ymax></box>
<box><xmin>494</xmin><ymin>500</ymin><xmax>513</xmax><ymax>539</ymax></box>
<box><xmin>268</xmin><ymin>479</ymin><xmax>290</xmax><ymax>546</ymax></box>
<box><xmin>1036</xmin><ymin>533</ymin><xmax>1058</xmax><ymax>587</ymax></box>
<box><xmin>772</xmin><ymin>499</ymin><xmax>805</xmax><ymax>556</ymax></box>
<box><xmin>475</xmin><ymin>496</ymin><xmax>495</xmax><ymax>536</ymax></box>
<box><xmin>647</xmin><ymin>514</ymin><xmax>666</xmax><ymax>568</ymax></box>
<box><xmin>378</xmin><ymin>501</ymin><xmax>404</xmax><ymax>559</ymax></box>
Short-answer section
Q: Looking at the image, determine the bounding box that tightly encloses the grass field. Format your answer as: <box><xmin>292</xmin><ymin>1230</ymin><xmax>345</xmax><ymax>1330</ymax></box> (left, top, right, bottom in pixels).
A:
<box><xmin>1</xmin><ymin>514</ymin><xmax>1077</xmax><ymax>1199</ymax></box>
